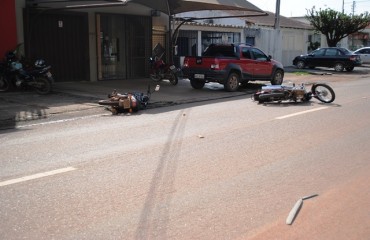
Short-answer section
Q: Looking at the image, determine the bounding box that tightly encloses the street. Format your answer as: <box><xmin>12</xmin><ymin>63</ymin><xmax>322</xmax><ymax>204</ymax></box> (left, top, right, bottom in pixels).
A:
<box><xmin>1</xmin><ymin>75</ymin><xmax>370</xmax><ymax>239</ymax></box>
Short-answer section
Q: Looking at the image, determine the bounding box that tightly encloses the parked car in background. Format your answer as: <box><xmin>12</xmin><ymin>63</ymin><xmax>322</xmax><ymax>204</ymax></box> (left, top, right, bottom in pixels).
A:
<box><xmin>293</xmin><ymin>47</ymin><xmax>362</xmax><ymax>72</ymax></box>
<box><xmin>353</xmin><ymin>47</ymin><xmax>370</xmax><ymax>64</ymax></box>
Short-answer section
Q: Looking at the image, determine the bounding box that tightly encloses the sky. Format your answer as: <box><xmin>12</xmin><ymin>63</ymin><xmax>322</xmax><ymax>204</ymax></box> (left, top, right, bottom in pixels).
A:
<box><xmin>247</xmin><ymin>0</ymin><xmax>370</xmax><ymax>17</ymax></box>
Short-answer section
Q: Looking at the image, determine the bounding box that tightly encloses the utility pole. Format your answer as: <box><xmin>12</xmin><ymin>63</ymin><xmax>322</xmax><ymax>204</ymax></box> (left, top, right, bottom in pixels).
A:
<box><xmin>352</xmin><ymin>1</ymin><xmax>356</xmax><ymax>15</ymax></box>
<box><xmin>273</xmin><ymin>0</ymin><xmax>282</xmax><ymax>63</ymax></box>
<box><xmin>274</xmin><ymin>0</ymin><xmax>281</xmax><ymax>29</ymax></box>
<box><xmin>342</xmin><ymin>0</ymin><xmax>344</xmax><ymax>13</ymax></box>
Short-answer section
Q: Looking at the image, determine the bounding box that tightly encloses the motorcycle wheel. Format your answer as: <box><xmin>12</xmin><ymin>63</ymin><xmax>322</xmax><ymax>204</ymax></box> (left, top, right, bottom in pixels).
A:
<box><xmin>34</xmin><ymin>77</ymin><xmax>52</xmax><ymax>95</ymax></box>
<box><xmin>0</xmin><ymin>75</ymin><xmax>11</xmax><ymax>92</ymax></box>
<box><xmin>169</xmin><ymin>72</ymin><xmax>178</xmax><ymax>85</ymax></box>
<box><xmin>311</xmin><ymin>83</ymin><xmax>335</xmax><ymax>103</ymax></box>
<box><xmin>150</xmin><ymin>73</ymin><xmax>162</xmax><ymax>82</ymax></box>
<box><xmin>98</xmin><ymin>99</ymin><xmax>119</xmax><ymax>106</ymax></box>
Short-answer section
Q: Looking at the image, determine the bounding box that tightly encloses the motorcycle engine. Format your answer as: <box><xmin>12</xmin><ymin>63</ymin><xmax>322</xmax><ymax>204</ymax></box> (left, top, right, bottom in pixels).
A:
<box><xmin>293</xmin><ymin>88</ymin><xmax>306</xmax><ymax>101</ymax></box>
<box><xmin>15</xmin><ymin>76</ymin><xmax>24</xmax><ymax>87</ymax></box>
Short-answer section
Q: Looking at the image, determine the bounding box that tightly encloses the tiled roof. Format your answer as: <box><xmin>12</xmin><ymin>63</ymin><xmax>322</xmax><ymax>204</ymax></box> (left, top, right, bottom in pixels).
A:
<box><xmin>228</xmin><ymin>11</ymin><xmax>313</xmax><ymax>30</ymax></box>
<box><xmin>173</xmin><ymin>20</ymin><xmax>244</xmax><ymax>29</ymax></box>
<box><xmin>174</xmin><ymin>11</ymin><xmax>313</xmax><ymax>30</ymax></box>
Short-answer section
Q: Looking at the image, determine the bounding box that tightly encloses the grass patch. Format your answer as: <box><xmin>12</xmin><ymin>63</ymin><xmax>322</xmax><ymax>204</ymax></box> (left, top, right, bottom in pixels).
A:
<box><xmin>292</xmin><ymin>71</ymin><xmax>310</xmax><ymax>76</ymax></box>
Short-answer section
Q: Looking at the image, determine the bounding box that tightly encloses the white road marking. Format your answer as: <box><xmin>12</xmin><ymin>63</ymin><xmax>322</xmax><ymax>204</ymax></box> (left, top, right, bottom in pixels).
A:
<box><xmin>275</xmin><ymin>107</ymin><xmax>329</xmax><ymax>120</ymax></box>
<box><xmin>0</xmin><ymin>167</ymin><xmax>77</xmax><ymax>187</ymax></box>
<box><xmin>17</xmin><ymin>114</ymin><xmax>109</xmax><ymax>129</ymax></box>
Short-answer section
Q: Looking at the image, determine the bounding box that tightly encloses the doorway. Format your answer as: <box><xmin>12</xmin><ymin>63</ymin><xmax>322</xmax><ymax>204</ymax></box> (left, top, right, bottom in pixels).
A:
<box><xmin>96</xmin><ymin>14</ymin><xmax>152</xmax><ymax>80</ymax></box>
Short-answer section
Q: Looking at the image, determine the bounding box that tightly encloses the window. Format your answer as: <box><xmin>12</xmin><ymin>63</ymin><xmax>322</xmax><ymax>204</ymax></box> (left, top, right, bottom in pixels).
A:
<box><xmin>325</xmin><ymin>49</ymin><xmax>338</xmax><ymax>56</ymax></box>
<box><xmin>312</xmin><ymin>48</ymin><xmax>325</xmax><ymax>56</ymax></box>
<box><xmin>242</xmin><ymin>48</ymin><xmax>252</xmax><ymax>59</ymax></box>
<box><xmin>251</xmin><ymin>48</ymin><xmax>267</xmax><ymax>61</ymax></box>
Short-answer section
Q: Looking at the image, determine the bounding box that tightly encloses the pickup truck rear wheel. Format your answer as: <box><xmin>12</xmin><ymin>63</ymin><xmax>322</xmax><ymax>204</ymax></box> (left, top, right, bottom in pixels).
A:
<box><xmin>225</xmin><ymin>72</ymin><xmax>240</xmax><ymax>92</ymax></box>
<box><xmin>190</xmin><ymin>78</ymin><xmax>205</xmax><ymax>89</ymax></box>
<box><xmin>271</xmin><ymin>69</ymin><xmax>284</xmax><ymax>85</ymax></box>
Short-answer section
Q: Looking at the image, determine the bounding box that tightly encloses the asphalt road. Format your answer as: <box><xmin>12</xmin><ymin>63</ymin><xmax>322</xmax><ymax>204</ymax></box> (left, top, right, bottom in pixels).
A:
<box><xmin>1</xmin><ymin>76</ymin><xmax>370</xmax><ymax>239</ymax></box>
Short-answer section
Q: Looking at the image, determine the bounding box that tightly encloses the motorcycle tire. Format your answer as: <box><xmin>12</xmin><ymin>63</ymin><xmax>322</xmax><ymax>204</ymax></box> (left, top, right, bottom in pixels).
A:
<box><xmin>150</xmin><ymin>73</ymin><xmax>162</xmax><ymax>82</ymax></box>
<box><xmin>169</xmin><ymin>72</ymin><xmax>178</xmax><ymax>85</ymax></box>
<box><xmin>311</xmin><ymin>83</ymin><xmax>335</xmax><ymax>103</ymax></box>
<box><xmin>33</xmin><ymin>77</ymin><xmax>52</xmax><ymax>95</ymax></box>
<box><xmin>98</xmin><ymin>99</ymin><xmax>119</xmax><ymax>106</ymax></box>
<box><xmin>0</xmin><ymin>74</ymin><xmax>12</xmax><ymax>92</ymax></box>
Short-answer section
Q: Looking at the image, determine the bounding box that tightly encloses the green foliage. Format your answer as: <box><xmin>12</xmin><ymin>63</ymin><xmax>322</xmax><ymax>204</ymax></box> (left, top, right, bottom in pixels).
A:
<box><xmin>306</xmin><ymin>8</ymin><xmax>370</xmax><ymax>47</ymax></box>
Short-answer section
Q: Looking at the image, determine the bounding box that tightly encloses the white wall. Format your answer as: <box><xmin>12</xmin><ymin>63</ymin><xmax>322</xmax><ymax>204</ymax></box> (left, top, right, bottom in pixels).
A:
<box><xmin>15</xmin><ymin>0</ymin><xmax>26</xmax><ymax>46</ymax></box>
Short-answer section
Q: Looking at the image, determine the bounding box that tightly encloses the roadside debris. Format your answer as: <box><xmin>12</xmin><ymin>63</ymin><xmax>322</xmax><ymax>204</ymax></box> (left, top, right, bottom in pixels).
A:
<box><xmin>286</xmin><ymin>194</ymin><xmax>318</xmax><ymax>225</ymax></box>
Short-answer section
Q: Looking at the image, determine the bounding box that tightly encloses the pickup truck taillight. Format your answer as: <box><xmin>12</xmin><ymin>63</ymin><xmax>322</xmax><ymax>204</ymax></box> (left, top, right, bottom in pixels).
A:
<box><xmin>211</xmin><ymin>64</ymin><xmax>219</xmax><ymax>70</ymax></box>
<box><xmin>182</xmin><ymin>59</ymin><xmax>189</xmax><ymax>68</ymax></box>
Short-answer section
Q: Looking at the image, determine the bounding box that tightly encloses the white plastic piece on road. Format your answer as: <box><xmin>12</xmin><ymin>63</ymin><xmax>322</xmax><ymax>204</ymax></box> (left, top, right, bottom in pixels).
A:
<box><xmin>286</xmin><ymin>194</ymin><xmax>318</xmax><ymax>225</ymax></box>
<box><xmin>302</xmin><ymin>194</ymin><xmax>319</xmax><ymax>200</ymax></box>
<box><xmin>286</xmin><ymin>198</ymin><xmax>303</xmax><ymax>225</ymax></box>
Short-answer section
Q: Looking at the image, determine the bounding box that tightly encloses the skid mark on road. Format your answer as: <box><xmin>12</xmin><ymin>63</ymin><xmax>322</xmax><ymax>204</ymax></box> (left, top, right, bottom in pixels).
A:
<box><xmin>0</xmin><ymin>167</ymin><xmax>77</xmax><ymax>187</ymax></box>
<box><xmin>275</xmin><ymin>107</ymin><xmax>329</xmax><ymax>120</ymax></box>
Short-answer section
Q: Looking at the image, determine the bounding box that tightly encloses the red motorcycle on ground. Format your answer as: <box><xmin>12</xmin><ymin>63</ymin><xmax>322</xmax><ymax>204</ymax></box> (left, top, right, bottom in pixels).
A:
<box><xmin>149</xmin><ymin>43</ymin><xmax>178</xmax><ymax>85</ymax></box>
<box><xmin>98</xmin><ymin>85</ymin><xmax>160</xmax><ymax>115</ymax></box>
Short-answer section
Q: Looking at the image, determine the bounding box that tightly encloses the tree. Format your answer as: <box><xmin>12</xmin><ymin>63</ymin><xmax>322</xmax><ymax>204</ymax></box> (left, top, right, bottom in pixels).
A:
<box><xmin>306</xmin><ymin>7</ymin><xmax>370</xmax><ymax>47</ymax></box>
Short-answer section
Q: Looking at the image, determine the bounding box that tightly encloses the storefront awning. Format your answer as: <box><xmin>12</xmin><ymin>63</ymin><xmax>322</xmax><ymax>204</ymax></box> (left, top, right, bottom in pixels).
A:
<box><xmin>129</xmin><ymin>0</ymin><xmax>265</xmax><ymax>15</ymax></box>
<box><xmin>27</xmin><ymin>0</ymin><xmax>266</xmax><ymax>17</ymax></box>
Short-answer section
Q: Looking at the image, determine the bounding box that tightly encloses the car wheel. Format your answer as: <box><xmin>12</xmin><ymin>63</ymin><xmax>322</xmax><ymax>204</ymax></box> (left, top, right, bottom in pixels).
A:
<box><xmin>224</xmin><ymin>72</ymin><xmax>240</xmax><ymax>92</ymax></box>
<box><xmin>296</xmin><ymin>60</ymin><xmax>305</xmax><ymax>69</ymax></box>
<box><xmin>345</xmin><ymin>66</ymin><xmax>354</xmax><ymax>72</ymax></box>
<box><xmin>271</xmin><ymin>69</ymin><xmax>284</xmax><ymax>85</ymax></box>
<box><xmin>190</xmin><ymin>78</ymin><xmax>205</xmax><ymax>89</ymax></box>
<box><xmin>334</xmin><ymin>62</ymin><xmax>344</xmax><ymax>72</ymax></box>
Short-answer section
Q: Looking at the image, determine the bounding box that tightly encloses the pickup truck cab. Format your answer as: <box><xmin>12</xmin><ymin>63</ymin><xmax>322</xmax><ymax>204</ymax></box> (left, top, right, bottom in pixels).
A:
<box><xmin>182</xmin><ymin>43</ymin><xmax>284</xmax><ymax>91</ymax></box>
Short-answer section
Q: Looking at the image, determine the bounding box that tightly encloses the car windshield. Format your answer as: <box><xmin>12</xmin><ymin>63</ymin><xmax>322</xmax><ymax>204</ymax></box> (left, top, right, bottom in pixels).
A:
<box><xmin>340</xmin><ymin>48</ymin><xmax>352</xmax><ymax>54</ymax></box>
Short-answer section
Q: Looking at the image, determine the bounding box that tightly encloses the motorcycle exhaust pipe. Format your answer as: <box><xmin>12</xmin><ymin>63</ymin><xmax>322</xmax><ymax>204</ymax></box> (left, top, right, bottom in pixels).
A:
<box><xmin>258</xmin><ymin>92</ymin><xmax>285</xmax><ymax>100</ymax></box>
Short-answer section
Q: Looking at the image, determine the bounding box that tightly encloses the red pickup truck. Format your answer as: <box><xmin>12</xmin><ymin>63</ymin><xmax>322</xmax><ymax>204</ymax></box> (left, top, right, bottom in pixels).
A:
<box><xmin>181</xmin><ymin>43</ymin><xmax>284</xmax><ymax>91</ymax></box>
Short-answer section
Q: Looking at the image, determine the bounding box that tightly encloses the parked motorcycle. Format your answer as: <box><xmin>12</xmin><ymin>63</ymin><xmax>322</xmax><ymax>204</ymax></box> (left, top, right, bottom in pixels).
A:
<box><xmin>253</xmin><ymin>82</ymin><xmax>335</xmax><ymax>104</ymax></box>
<box><xmin>98</xmin><ymin>84</ymin><xmax>160</xmax><ymax>115</ymax></box>
<box><xmin>149</xmin><ymin>56</ymin><xmax>178</xmax><ymax>85</ymax></box>
<box><xmin>0</xmin><ymin>49</ymin><xmax>54</xmax><ymax>94</ymax></box>
<box><xmin>149</xmin><ymin>43</ymin><xmax>178</xmax><ymax>85</ymax></box>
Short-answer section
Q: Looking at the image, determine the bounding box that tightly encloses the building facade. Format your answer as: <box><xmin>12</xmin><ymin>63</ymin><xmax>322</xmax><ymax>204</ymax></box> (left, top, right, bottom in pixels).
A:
<box><xmin>8</xmin><ymin>0</ymin><xmax>171</xmax><ymax>82</ymax></box>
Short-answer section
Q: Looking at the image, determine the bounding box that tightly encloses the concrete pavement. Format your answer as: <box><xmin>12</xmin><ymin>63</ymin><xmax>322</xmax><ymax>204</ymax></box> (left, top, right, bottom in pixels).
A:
<box><xmin>0</xmin><ymin>77</ymin><xmax>255</xmax><ymax>130</ymax></box>
<box><xmin>1</xmin><ymin>66</ymin><xmax>369</xmax><ymax>130</ymax></box>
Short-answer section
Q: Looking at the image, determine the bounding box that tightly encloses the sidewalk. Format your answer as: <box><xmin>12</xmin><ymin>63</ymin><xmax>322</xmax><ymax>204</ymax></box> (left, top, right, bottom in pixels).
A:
<box><xmin>0</xmin><ymin>77</ymin><xmax>252</xmax><ymax>129</ymax></box>
<box><xmin>1</xmin><ymin>66</ymin><xmax>369</xmax><ymax>129</ymax></box>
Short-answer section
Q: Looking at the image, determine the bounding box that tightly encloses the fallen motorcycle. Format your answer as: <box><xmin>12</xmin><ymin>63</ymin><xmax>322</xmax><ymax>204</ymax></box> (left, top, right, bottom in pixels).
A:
<box><xmin>98</xmin><ymin>85</ymin><xmax>160</xmax><ymax>114</ymax></box>
<box><xmin>253</xmin><ymin>82</ymin><xmax>335</xmax><ymax>104</ymax></box>
<box><xmin>0</xmin><ymin>49</ymin><xmax>54</xmax><ymax>94</ymax></box>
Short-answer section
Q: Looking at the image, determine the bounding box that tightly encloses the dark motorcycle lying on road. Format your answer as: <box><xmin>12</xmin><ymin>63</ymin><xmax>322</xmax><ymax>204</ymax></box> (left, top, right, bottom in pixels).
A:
<box><xmin>98</xmin><ymin>85</ymin><xmax>160</xmax><ymax>115</ymax></box>
<box><xmin>0</xmin><ymin>49</ymin><xmax>54</xmax><ymax>94</ymax></box>
<box><xmin>253</xmin><ymin>82</ymin><xmax>335</xmax><ymax>104</ymax></box>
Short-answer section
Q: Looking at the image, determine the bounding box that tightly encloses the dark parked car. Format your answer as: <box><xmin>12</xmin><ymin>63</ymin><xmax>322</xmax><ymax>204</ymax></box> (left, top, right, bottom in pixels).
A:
<box><xmin>353</xmin><ymin>47</ymin><xmax>370</xmax><ymax>64</ymax></box>
<box><xmin>293</xmin><ymin>47</ymin><xmax>362</xmax><ymax>72</ymax></box>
